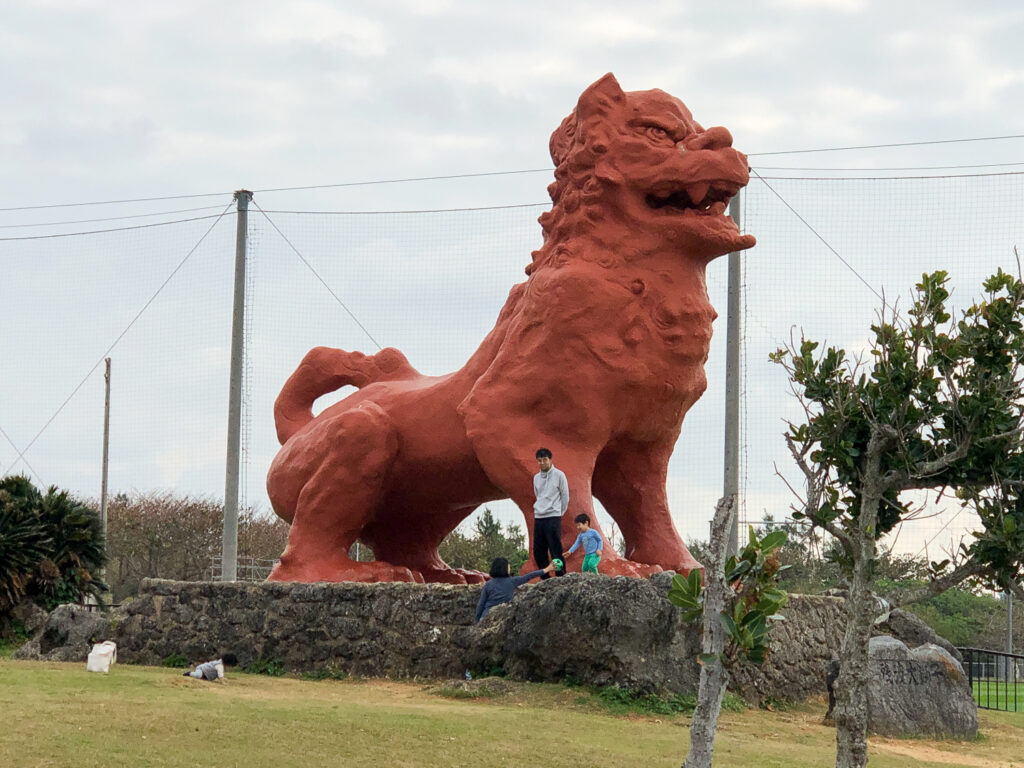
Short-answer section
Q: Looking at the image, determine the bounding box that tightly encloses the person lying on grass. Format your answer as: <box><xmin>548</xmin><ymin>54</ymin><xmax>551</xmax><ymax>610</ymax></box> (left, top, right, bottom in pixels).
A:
<box><xmin>475</xmin><ymin>557</ymin><xmax>554</xmax><ymax>622</ymax></box>
<box><xmin>183</xmin><ymin>653</ymin><xmax>238</xmax><ymax>681</ymax></box>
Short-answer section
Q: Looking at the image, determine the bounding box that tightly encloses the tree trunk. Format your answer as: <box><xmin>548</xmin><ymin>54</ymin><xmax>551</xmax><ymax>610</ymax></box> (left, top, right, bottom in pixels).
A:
<box><xmin>833</xmin><ymin>533</ymin><xmax>875</xmax><ymax>768</ymax></box>
<box><xmin>833</xmin><ymin>437</ymin><xmax>885</xmax><ymax>768</ymax></box>
<box><xmin>684</xmin><ymin>497</ymin><xmax>735</xmax><ymax>768</ymax></box>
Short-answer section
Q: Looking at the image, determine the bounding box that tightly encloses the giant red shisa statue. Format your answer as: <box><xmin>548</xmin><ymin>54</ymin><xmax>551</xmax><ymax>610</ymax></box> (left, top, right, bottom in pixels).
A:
<box><xmin>266</xmin><ymin>73</ymin><xmax>756</xmax><ymax>584</ymax></box>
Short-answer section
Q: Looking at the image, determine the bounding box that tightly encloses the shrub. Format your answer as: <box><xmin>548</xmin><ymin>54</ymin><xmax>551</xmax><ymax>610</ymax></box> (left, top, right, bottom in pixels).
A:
<box><xmin>0</xmin><ymin>497</ymin><xmax>50</xmax><ymax>611</ymax></box>
<box><xmin>104</xmin><ymin>491</ymin><xmax>289</xmax><ymax>600</ymax></box>
<box><xmin>243</xmin><ymin>657</ymin><xmax>286</xmax><ymax>676</ymax></box>
<box><xmin>595</xmin><ymin>686</ymin><xmax>699</xmax><ymax>716</ymax></box>
<box><xmin>301</xmin><ymin>663</ymin><xmax>348</xmax><ymax>681</ymax></box>
<box><xmin>0</xmin><ymin>476</ymin><xmax>107</xmax><ymax>613</ymax></box>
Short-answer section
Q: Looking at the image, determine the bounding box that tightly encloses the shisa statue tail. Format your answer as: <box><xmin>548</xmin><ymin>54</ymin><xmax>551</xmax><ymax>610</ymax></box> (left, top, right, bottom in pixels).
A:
<box><xmin>273</xmin><ymin>346</ymin><xmax>420</xmax><ymax>444</ymax></box>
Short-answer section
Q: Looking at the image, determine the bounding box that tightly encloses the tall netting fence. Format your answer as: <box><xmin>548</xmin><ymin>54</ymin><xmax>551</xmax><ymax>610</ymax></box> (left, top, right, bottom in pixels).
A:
<box><xmin>1</xmin><ymin>171</ymin><xmax>1023</xmax><ymax>562</ymax></box>
<box><xmin>741</xmin><ymin>171</ymin><xmax>1024</xmax><ymax>558</ymax></box>
<box><xmin>0</xmin><ymin>205</ymin><xmax>237</xmax><ymax>501</ymax></box>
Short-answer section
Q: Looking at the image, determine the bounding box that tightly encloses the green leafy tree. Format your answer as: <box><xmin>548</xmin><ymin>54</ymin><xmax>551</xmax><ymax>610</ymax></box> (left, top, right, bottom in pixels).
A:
<box><xmin>668</xmin><ymin>497</ymin><xmax>788</xmax><ymax>768</ymax></box>
<box><xmin>438</xmin><ymin>508</ymin><xmax>528</xmax><ymax>574</ymax></box>
<box><xmin>695</xmin><ymin>525</ymin><xmax>1013</xmax><ymax>649</ymax></box>
<box><xmin>896</xmin><ymin>586</ymin><xmax>1002</xmax><ymax>647</ymax></box>
<box><xmin>774</xmin><ymin>268</ymin><xmax>1024</xmax><ymax>768</ymax></box>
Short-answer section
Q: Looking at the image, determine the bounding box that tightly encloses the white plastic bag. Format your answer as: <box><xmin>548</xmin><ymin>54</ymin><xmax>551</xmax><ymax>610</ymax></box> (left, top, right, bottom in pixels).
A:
<box><xmin>86</xmin><ymin>641</ymin><xmax>117</xmax><ymax>673</ymax></box>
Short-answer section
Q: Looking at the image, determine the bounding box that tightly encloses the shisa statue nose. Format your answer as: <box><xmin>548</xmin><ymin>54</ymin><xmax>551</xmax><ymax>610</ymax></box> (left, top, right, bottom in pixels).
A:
<box><xmin>682</xmin><ymin>126</ymin><xmax>734</xmax><ymax>152</ymax></box>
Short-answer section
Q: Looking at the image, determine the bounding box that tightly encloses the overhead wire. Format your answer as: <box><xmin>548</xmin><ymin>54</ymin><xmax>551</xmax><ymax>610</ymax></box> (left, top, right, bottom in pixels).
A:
<box><xmin>753</xmin><ymin>170</ymin><xmax>1024</xmax><ymax>181</ymax></box>
<box><xmin>251</xmin><ymin>201</ymin><xmax>384</xmax><ymax>351</ymax></box>
<box><xmin>3</xmin><ymin>131</ymin><xmax>1023</xmax><ymax>213</ymax></box>
<box><xmin>752</xmin><ymin>160</ymin><xmax>1024</xmax><ymax>172</ymax></box>
<box><xmin>0</xmin><ymin>204</ymin><xmax>232</xmax><ymax>229</ymax></box>
<box><xmin>0</xmin><ymin>212</ymin><xmax>233</xmax><ymax>241</ymax></box>
<box><xmin>748</xmin><ymin>168</ymin><xmax>885</xmax><ymax>305</ymax></box>
<box><xmin>6</xmin><ymin>167</ymin><xmax>1020</xmax><ymax>236</ymax></box>
<box><xmin>3</xmin><ymin>201</ymin><xmax>236</xmax><ymax>473</ymax></box>
<box><xmin>0</xmin><ymin>423</ymin><xmax>42</xmax><ymax>485</ymax></box>
<box><xmin>914</xmin><ymin>507</ymin><xmax>967</xmax><ymax>560</ymax></box>
<box><xmin>0</xmin><ymin>190</ymin><xmax>233</xmax><ymax>212</ymax></box>
<box><xmin>746</xmin><ymin>133</ymin><xmax>1024</xmax><ymax>157</ymax></box>
<box><xmin>252</xmin><ymin>169</ymin><xmax>551</xmax><ymax>194</ymax></box>
<box><xmin>256</xmin><ymin>202</ymin><xmax>549</xmax><ymax>215</ymax></box>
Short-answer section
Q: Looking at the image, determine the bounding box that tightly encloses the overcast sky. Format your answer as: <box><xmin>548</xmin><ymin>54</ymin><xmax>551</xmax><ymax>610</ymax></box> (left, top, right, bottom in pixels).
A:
<box><xmin>2</xmin><ymin>0</ymin><xmax>1023</xmax><ymax>207</ymax></box>
<box><xmin>2</xmin><ymin>0</ymin><xmax>1024</xmax><ymax>559</ymax></box>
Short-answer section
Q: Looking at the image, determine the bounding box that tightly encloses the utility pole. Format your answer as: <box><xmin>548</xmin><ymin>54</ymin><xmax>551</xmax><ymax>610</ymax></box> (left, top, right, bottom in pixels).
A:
<box><xmin>100</xmin><ymin>357</ymin><xmax>111</xmax><ymax>584</ymax></box>
<box><xmin>222</xmin><ymin>190</ymin><xmax>252</xmax><ymax>582</ymax></box>
<box><xmin>723</xmin><ymin>193</ymin><xmax>742</xmax><ymax>557</ymax></box>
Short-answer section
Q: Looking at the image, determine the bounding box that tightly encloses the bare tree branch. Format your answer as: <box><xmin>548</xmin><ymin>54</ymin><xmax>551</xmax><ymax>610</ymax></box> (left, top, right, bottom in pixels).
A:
<box><xmin>783</xmin><ymin>435</ymin><xmax>853</xmax><ymax>553</ymax></box>
<box><xmin>887</xmin><ymin>560</ymin><xmax>987</xmax><ymax>608</ymax></box>
<box><xmin>773</xmin><ymin>462</ymin><xmax>806</xmax><ymax>508</ymax></box>
<box><xmin>978</xmin><ymin>425</ymin><xmax>1024</xmax><ymax>446</ymax></box>
<box><xmin>883</xmin><ymin>434</ymin><xmax>971</xmax><ymax>490</ymax></box>
<box><xmin>817</xmin><ymin>518</ymin><xmax>853</xmax><ymax>552</ymax></box>
<box><xmin>891</xmin><ymin>424</ymin><xmax>1024</xmax><ymax>491</ymax></box>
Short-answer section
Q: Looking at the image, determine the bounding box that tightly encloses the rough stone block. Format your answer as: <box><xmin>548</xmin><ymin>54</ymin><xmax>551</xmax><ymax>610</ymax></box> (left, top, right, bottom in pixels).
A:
<box><xmin>11</xmin><ymin>578</ymin><xmax>964</xmax><ymax>705</ymax></box>
<box><xmin>866</xmin><ymin>636</ymin><xmax>977</xmax><ymax>738</ymax></box>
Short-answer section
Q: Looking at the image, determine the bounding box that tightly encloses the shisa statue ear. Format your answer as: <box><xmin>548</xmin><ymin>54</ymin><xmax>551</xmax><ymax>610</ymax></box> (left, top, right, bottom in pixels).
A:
<box><xmin>575</xmin><ymin>72</ymin><xmax>626</xmax><ymax>122</ymax></box>
<box><xmin>550</xmin><ymin>74</ymin><xmax>626</xmax><ymax>165</ymax></box>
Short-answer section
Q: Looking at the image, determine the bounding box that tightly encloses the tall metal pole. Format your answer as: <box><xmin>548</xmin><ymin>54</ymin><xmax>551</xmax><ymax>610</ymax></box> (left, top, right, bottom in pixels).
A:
<box><xmin>100</xmin><ymin>357</ymin><xmax>111</xmax><ymax>581</ymax></box>
<box><xmin>222</xmin><ymin>190</ymin><xmax>252</xmax><ymax>582</ymax></box>
<box><xmin>723</xmin><ymin>193</ymin><xmax>743</xmax><ymax>557</ymax></box>
<box><xmin>1008</xmin><ymin>591</ymin><xmax>1014</xmax><ymax>679</ymax></box>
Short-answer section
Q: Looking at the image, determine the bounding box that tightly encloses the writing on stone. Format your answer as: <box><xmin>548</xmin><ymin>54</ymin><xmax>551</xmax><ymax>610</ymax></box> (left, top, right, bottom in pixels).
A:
<box><xmin>873</xmin><ymin>659</ymin><xmax>950</xmax><ymax>686</ymax></box>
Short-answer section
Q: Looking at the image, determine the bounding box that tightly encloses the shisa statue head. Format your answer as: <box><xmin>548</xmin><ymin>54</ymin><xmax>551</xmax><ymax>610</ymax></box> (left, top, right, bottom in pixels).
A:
<box><xmin>533</xmin><ymin>73</ymin><xmax>755</xmax><ymax>273</ymax></box>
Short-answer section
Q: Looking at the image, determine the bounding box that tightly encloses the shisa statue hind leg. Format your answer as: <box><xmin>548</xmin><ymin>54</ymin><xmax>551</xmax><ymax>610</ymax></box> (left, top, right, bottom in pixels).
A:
<box><xmin>267</xmin><ymin>402</ymin><xmax>423</xmax><ymax>583</ymax></box>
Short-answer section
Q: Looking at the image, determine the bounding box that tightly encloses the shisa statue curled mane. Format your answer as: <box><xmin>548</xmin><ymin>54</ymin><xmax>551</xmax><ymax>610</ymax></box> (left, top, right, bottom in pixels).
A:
<box><xmin>266</xmin><ymin>73</ymin><xmax>756</xmax><ymax>583</ymax></box>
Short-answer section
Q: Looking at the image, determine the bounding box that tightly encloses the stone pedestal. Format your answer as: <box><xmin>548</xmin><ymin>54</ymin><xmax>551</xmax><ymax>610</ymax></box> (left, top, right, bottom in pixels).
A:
<box><xmin>13</xmin><ymin>577</ymin><xmax>958</xmax><ymax>708</ymax></box>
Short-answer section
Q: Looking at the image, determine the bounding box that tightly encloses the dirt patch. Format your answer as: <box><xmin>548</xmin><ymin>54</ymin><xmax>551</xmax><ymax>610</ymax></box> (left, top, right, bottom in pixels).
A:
<box><xmin>871</xmin><ymin>739</ymin><xmax>1011</xmax><ymax>767</ymax></box>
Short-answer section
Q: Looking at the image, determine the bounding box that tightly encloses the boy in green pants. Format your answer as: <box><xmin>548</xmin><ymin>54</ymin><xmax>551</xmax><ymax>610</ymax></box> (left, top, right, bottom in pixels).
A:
<box><xmin>565</xmin><ymin>513</ymin><xmax>603</xmax><ymax>573</ymax></box>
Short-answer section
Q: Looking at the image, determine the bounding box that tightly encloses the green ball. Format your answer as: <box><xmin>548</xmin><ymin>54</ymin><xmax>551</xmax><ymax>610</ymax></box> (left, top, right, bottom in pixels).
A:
<box><xmin>551</xmin><ymin>558</ymin><xmax>563</xmax><ymax>570</ymax></box>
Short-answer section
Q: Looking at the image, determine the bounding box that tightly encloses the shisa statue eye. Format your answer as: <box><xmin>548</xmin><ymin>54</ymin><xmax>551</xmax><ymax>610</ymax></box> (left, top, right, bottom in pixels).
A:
<box><xmin>641</xmin><ymin>125</ymin><xmax>672</xmax><ymax>143</ymax></box>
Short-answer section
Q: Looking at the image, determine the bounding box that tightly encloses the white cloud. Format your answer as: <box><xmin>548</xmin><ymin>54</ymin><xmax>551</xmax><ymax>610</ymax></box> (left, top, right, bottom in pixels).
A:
<box><xmin>248</xmin><ymin>2</ymin><xmax>389</xmax><ymax>56</ymax></box>
<box><xmin>574</xmin><ymin>14</ymin><xmax>664</xmax><ymax>45</ymax></box>
<box><xmin>769</xmin><ymin>0</ymin><xmax>865</xmax><ymax>10</ymax></box>
<box><xmin>815</xmin><ymin>85</ymin><xmax>900</xmax><ymax>118</ymax></box>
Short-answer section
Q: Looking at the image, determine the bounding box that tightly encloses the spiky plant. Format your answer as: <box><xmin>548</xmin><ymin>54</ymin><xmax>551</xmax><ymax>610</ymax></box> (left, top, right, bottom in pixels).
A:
<box><xmin>0</xmin><ymin>475</ymin><xmax>107</xmax><ymax>611</ymax></box>
<box><xmin>0</xmin><ymin>488</ymin><xmax>50</xmax><ymax>612</ymax></box>
<box><xmin>33</xmin><ymin>487</ymin><xmax>108</xmax><ymax>607</ymax></box>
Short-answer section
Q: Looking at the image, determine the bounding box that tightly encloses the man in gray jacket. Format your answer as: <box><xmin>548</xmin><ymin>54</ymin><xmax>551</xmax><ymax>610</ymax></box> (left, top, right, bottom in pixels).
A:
<box><xmin>533</xmin><ymin>447</ymin><xmax>569</xmax><ymax>578</ymax></box>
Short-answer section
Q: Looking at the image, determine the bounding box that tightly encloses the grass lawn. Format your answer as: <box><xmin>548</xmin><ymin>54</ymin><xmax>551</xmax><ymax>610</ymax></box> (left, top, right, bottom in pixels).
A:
<box><xmin>973</xmin><ymin>680</ymin><xmax>1024</xmax><ymax>712</ymax></box>
<box><xmin>3</xmin><ymin>660</ymin><xmax>1024</xmax><ymax>768</ymax></box>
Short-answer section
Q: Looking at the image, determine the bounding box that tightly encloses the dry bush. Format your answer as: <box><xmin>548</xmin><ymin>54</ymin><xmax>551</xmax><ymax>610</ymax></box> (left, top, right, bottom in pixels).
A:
<box><xmin>104</xmin><ymin>492</ymin><xmax>288</xmax><ymax>600</ymax></box>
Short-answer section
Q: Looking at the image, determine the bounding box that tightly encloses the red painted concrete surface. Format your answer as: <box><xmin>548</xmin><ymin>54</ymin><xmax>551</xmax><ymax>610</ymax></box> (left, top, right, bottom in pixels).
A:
<box><xmin>266</xmin><ymin>73</ymin><xmax>756</xmax><ymax>584</ymax></box>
